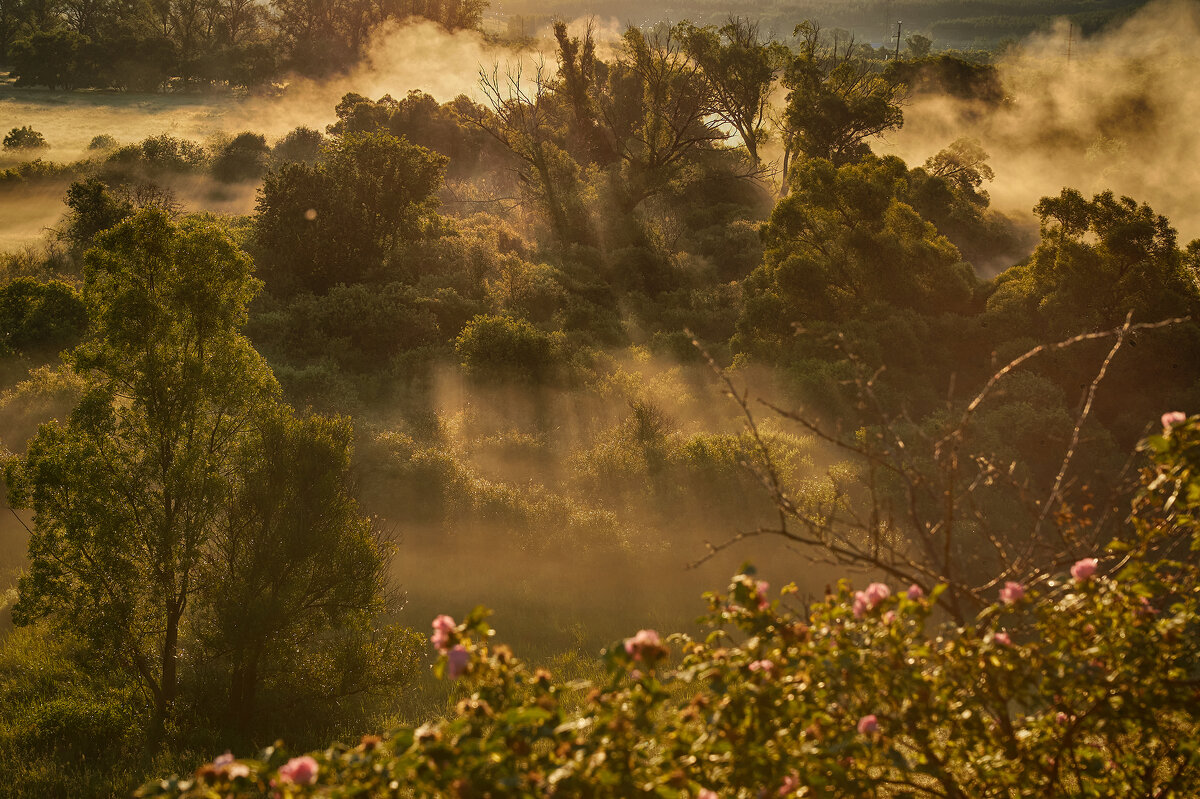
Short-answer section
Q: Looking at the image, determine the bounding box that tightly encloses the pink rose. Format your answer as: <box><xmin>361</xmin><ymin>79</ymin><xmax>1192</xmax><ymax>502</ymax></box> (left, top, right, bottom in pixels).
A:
<box><xmin>999</xmin><ymin>581</ymin><xmax>1025</xmax><ymax>604</ymax></box>
<box><xmin>623</xmin><ymin>629</ymin><xmax>663</xmax><ymax>661</ymax></box>
<box><xmin>749</xmin><ymin>659</ymin><xmax>774</xmax><ymax>674</ymax></box>
<box><xmin>277</xmin><ymin>756</ymin><xmax>319</xmax><ymax>785</ymax></box>
<box><xmin>1056</xmin><ymin>712</ymin><xmax>1069</xmax><ymax>724</ymax></box>
<box><xmin>853</xmin><ymin>583</ymin><xmax>890</xmax><ymax>617</ymax></box>
<box><xmin>864</xmin><ymin>582</ymin><xmax>890</xmax><ymax>606</ymax></box>
<box><xmin>756</xmin><ymin>580</ymin><xmax>771</xmax><ymax>610</ymax></box>
<box><xmin>430</xmin><ymin>614</ymin><xmax>456</xmax><ymax>652</ymax></box>
<box><xmin>994</xmin><ymin>631</ymin><xmax>1011</xmax><ymax>646</ymax></box>
<box><xmin>882</xmin><ymin>611</ymin><xmax>896</xmax><ymax>625</ymax></box>
<box><xmin>447</xmin><ymin>644</ymin><xmax>470</xmax><ymax>679</ymax></box>
<box><xmin>906</xmin><ymin>584</ymin><xmax>924</xmax><ymax>600</ymax></box>
<box><xmin>1071</xmin><ymin>558</ymin><xmax>1098</xmax><ymax>583</ymax></box>
<box><xmin>1162</xmin><ymin>411</ymin><xmax>1187</xmax><ymax>432</ymax></box>
<box><xmin>777</xmin><ymin>773</ymin><xmax>800</xmax><ymax>795</ymax></box>
<box><xmin>857</xmin><ymin>714</ymin><xmax>879</xmax><ymax>735</ymax></box>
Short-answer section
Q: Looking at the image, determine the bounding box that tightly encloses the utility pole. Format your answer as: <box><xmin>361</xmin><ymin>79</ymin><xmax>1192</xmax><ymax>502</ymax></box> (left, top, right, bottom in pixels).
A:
<box><xmin>1066</xmin><ymin>22</ymin><xmax>1074</xmax><ymax>64</ymax></box>
<box><xmin>894</xmin><ymin>20</ymin><xmax>903</xmax><ymax>60</ymax></box>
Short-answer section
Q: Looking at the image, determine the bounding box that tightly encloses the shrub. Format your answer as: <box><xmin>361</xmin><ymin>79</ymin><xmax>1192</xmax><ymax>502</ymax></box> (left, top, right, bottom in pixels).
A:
<box><xmin>455</xmin><ymin>313</ymin><xmax>566</xmax><ymax>384</ymax></box>
<box><xmin>87</xmin><ymin>134</ymin><xmax>119</xmax><ymax>151</ymax></box>
<box><xmin>272</xmin><ymin>127</ymin><xmax>324</xmax><ymax>164</ymax></box>
<box><xmin>143</xmin><ymin>415</ymin><xmax>1200</xmax><ymax>797</ymax></box>
<box><xmin>3</xmin><ymin>126</ymin><xmax>49</xmax><ymax>151</ymax></box>
<box><xmin>211</xmin><ymin>132</ymin><xmax>270</xmax><ymax>183</ymax></box>
<box><xmin>0</xmin><ymin>278</ymin><xmax>88</xmax><ymax>356</ymax></box>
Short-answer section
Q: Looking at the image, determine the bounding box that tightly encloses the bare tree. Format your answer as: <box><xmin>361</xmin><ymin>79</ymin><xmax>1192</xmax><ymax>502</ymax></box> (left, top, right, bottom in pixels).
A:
<box><xmin>693</xmin><ymin>313</ymin><xmax>1191</xmax><ymax>622</ymax></box>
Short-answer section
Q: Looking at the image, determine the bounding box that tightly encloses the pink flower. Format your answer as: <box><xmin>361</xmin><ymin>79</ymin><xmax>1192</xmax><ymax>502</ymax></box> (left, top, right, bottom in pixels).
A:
<box><xmin>749</xmin><ymin>659</ymin><xmax>774</xmax><ymax>674</ymax></box>
<box><xmin>756</xmin><ymin>580</ymin><xmax>771</xmax><ymax>610</ymax></box>
<box><xmin>446</xmin><ymin>644</ymin><xmax>469</xmax><ymax>679</ymax></box>
<box><xmin>777</xmin><ymin>772</ymin><xmax>800</xmax><ymax>795</ymax></box>
<box><xmin>882</xmin><ymin>611</ymin><xmax>896</xmax><ymax>624</ymax></box>
<box><xmin>857</xmin><ymin>714</ymin><xmax>879</xmax><ymax>735</ymax></box>
<box><xmin>865</xmin><ymin>582</ymin><xmax>890</xmax><ymax>606</ymax></box>
<box><xmin>430</xmin><ymin>614</ymin><xmax>456</xmax><ymax>652</ymax></box>
<box><xmin>213</xmin><ymin>751</ymin><xmax>235</xmax><ymax>767</ymax></box>
<box><xmin>994</xmin><ymin>631</ymin><xmax>1012</xmax><ymax>646</ymax></box>
<box><xmin>697</xmin><ymin>790</ymin><xmax>719</xmax><ymax>799</ymax></box>
<box><xmin>907</xmin><ymin>584</ymin><xmax>924</xmax><ymax>600</ymax></box>
<box><xmin>623</xmin><ymin>629</ymin><xmax>662</xmax><ymax>661</ymax></box>
<box><xmin>999</xmin><ymin>581</ymin><xmax>1025</xmax><ymax>604</ymax></box>
<box><xmin>1162</xmin><ymin>411</ymin><xmax>1187</xmax><ymax>432</ymax></box>
<box><xmin>277</xmin><ymin>756</ymin><xmax>318</xmax><ymax>785</ymax></box>
<box><xmin>1071</xmin><ymin>558</ymin><xmax>1098</xmax><ymax>583</ymax></box>
<box><xmin>853</xmin><ymin>583</ymin><xmax>890</xmax><ymax>617</ymax></box>
<box><xmin>1056</xmin><ymin>712</ymin><xmax>1069</xmax><ymax>724</ymax></box>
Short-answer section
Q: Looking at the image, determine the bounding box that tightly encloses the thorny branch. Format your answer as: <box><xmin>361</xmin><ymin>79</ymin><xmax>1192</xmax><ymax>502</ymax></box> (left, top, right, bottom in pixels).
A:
<box><xmin>688</xmin><ymin>315</ymin><xmax>1192</xmax><ymax>621</ymax></box>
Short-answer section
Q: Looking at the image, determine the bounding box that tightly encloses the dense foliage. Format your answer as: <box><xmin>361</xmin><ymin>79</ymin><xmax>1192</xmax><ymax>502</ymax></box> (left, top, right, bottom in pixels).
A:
<box><xmin>143</xmin><ymin>415</ymin><xmax>1200</xmax><ymax>797</ymax></box>
<box><xmin>0</xmin><ymin>9</ymin><xmax>1196</xmax><ymax>796</ymax></box>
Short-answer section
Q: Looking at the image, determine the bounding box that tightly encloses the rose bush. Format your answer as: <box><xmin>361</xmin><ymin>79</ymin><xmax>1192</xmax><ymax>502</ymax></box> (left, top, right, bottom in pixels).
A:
<box><xmin>139</xmin><ymin>416</ymin><xmax>1200</xmax><ymax>797</ymax></box>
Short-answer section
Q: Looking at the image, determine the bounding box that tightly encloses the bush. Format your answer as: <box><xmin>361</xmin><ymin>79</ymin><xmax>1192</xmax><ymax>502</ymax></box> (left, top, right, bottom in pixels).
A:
<box><xmin>455</xmin><ymin>313</ymin><xmax>566</xmax><ymax>384</ymax></box>
<box><xmin>87</xmin><ymin>134</ymin><xmax>119</xmax><ymax>151</ymax></box>
<box><xmin>272</xmin><ymin>127</ymin><xmax>324</xmax><ymax>164</ymax></box>
<box><xmin>143</xmin><ymin>415</ymin><xmax>1200</xmax><ymax>797</ymax></box>
<box><xmin>211</xmin><ymin>132</ymin><xmax>270</xmax><ymax>183</ymax></box>
<box><xmin>0</xmin><ymin>278</ymin><xmax>88</xmax><ymax>356</ymax></box>
<box><xmin>3</xmin><ymin>126</ymin><xmax>49</xmax><ymax>151</ymax></box>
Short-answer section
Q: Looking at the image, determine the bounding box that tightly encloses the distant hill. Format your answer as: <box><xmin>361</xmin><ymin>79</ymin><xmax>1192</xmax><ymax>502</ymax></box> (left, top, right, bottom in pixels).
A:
<box><xmin>497</xmin><ymin>0</ymin><xmax>1153</xmax><ymax>48</ymax></box>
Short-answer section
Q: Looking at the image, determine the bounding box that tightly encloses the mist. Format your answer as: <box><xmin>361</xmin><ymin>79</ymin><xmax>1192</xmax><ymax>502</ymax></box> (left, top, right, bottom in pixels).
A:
<box><xmin>880</xmin><ymin>0</ymin><xmax>1200</xmax><ymax>241</ymax></box>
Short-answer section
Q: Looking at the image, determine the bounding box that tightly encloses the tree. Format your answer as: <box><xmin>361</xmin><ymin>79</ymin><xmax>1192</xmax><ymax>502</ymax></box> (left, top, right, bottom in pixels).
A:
<box><xmin>737</xmin><ymin>155</ymin><xmax>975</xmax><ymax>354</ymax></box>
<box><xmin>253</xmin><ymin>131</ymin><xmax>447</xmax><ymax>293</ymax></box>
<box><xmin>6</xmin><ymin>209</ymin><xmax>278</xmax><ymax>742</ymax></box>
<box><xmin>552</xmin><ymin>20</ymin><xmax>614</xmax><ymax>165</ymax></box>
<box><xmin>10</xmin><ymin>29</ymin><xmax>90</xmax><ymax>89</ymax></box>
<box><xmin>472</xmin><ymin>61</ymin><xmax>593</xmax><ymax>245</ymax></box>
<box><xmin>601</xmin><ymin>24</ymin><xmax>726</xmax><ymax>208</ymax></box>
<box><xmin>196</xmin><ymin>409</ymin><xmax>396</xmax><ymax>731</ymax></box>
<box><xmin>779</xmin><ymin>21</ymin><xmax>904</xmax><ymax>174</ymax></box>
<box><xmin>3</xmin><ymin>125</ymin><xmax>49</xmax><ymax>150</ymax></box>
<box><xmin>0</xmin><ymin>278</ymin><xmax>88</xmax><ymax>357</ymax></box>
<box><xmin>904</xmin><ymin>33</ymin><xmax>932</xmax><ymax>58</ymax></box>
<box><xmin>679</xmin><ymin>18</ymin><xmax>789</xmax><ymax>165</ymax></box>
<box><xmin>923</xmin><ymin>137</ymin><xmax>994</xmax><ymax>197</ymax></box>
<box><xmin>61</xmin><ymin>177</ymin><xmax>134</xmax><ymax>251</ymax></box>
<box><xmin>988</xmin><ymin>189</ymin><xmax>1200</xmax><ymax>335</ymax></box>
<box><xmin>211</xmin><ymin>131</ymin><xmax>270</xmax><ymax>183</ymax></box>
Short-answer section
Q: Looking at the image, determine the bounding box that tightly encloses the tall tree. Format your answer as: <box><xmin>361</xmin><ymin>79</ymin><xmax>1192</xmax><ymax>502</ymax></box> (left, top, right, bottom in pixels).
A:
<box><xmin>679</xmin><ymin>17</ymin><xmax>788</xmax><ymax>165</ymax></box>
<box><xmin>780</xmin><ymin>21</ymin><xmax>904</xmax><ymax>175</ymax></box>
<box><xmin>6</xmin><ymin>209</ymin><xmax>278</xmax><ymax>742</ymax></box>
<box><xmin>602</xmin><ymin>24</ymin><xmax>726</xmax><ymax>208</ymax></box>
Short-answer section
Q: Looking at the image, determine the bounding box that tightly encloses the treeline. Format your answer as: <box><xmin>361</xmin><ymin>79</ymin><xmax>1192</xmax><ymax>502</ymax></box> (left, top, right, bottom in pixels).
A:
<box><xmin>0</xmin><ymin>0</ymin><xmax>487</xmax><ymax>90</ymax></box>
<box><xmin>502</xmin><ymin>0</ymin><xmax>1148</xmax><ymax>45</ymax></box>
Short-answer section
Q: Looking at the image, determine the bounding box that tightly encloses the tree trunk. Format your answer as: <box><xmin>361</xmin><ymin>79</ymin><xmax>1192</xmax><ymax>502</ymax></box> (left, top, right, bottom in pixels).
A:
<box><xmin>229</xmin><ymin>653</ymin><xmax>260</xmax><ymax>732</ymax></box>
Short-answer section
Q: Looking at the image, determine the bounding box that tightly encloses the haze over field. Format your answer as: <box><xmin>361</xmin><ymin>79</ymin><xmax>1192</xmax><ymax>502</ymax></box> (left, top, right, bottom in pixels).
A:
<box><xmin>4</xmin><ymin>1</ymin><xmax>1199</xmax><ymax>251</ymax></box>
